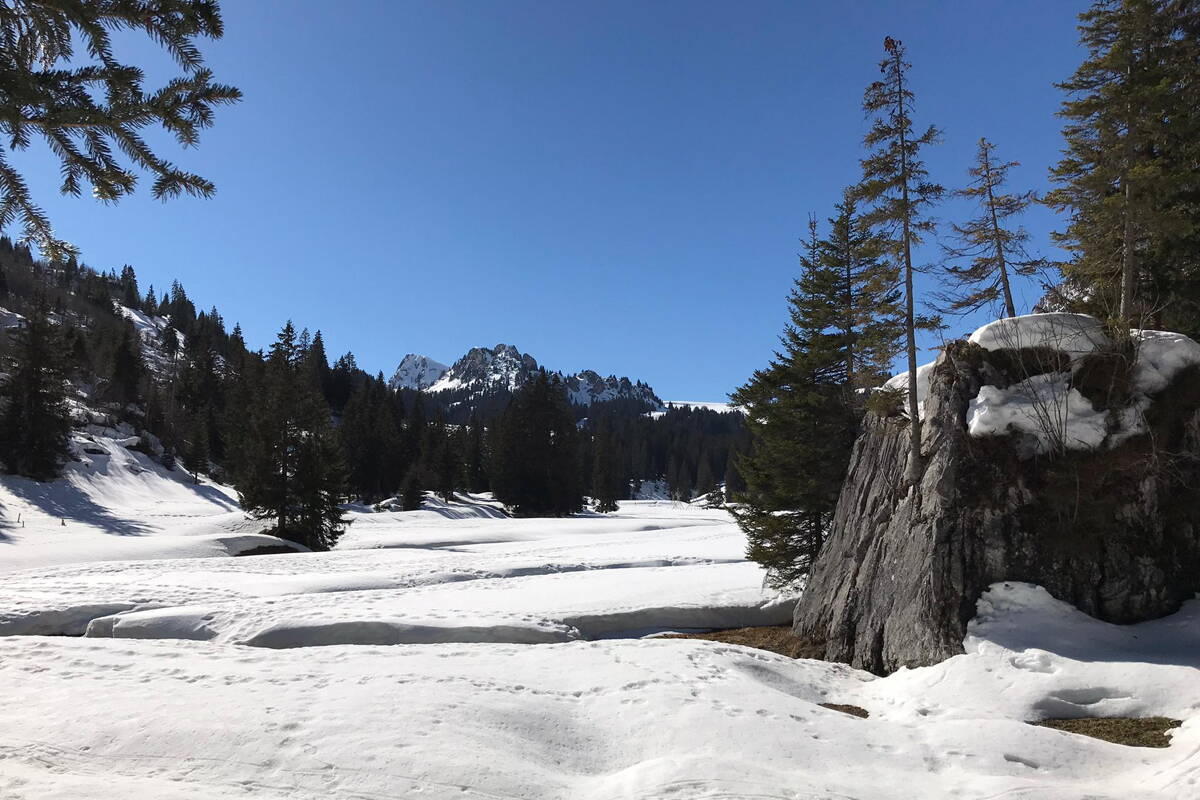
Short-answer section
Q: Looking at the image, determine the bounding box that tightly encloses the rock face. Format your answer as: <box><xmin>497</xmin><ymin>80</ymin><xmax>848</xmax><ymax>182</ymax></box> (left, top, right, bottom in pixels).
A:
<box><xmin>388</xmin><ymin>354</ymin><xmax>449</xmax><ymax>391</ymax></box>
<box><xmin>793</xmin><ymin>339</ymin><xmax>1200</xmax><ymax>674</ymax></box>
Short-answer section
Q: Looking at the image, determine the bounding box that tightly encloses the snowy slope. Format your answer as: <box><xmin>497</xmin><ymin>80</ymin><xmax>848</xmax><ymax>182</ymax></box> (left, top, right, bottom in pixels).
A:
<box><xmin>388</xmin><ymin>353</ymin><xmax>449</xmax><ymax>391</ymax></box>
<box><xmin>0</xmin><ymin>428</ymin><xmax>294</xmax><ymax>574</ymax></box>
<box><xmin>0</xmin><ymin>582</ymin><xmax>1196</xmax><ymax>799</ymax></box>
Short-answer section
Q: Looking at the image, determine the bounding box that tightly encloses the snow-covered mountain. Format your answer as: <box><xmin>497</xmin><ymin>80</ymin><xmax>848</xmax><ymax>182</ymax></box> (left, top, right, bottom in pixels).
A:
<box><xmin>391</xmin><ymin>344</ymin><xmax>664</xmax><ymax>411</ymax></box>
<box><xmin>388</xmin><ymin>354</ymin><xmax>450</xmax><ymax>391</ymax></box>
<box><xmin>429</xmin><ymin>344</ymin><xmax>539</xmax><ymax>395</ymax></box>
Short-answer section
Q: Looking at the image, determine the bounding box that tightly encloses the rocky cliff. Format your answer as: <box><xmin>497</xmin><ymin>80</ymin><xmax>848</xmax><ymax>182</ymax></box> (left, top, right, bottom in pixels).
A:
<box><xmin>793</xmin><ymin>333</ymin><xmax>1200</xmax><ymax>674</ymax></box>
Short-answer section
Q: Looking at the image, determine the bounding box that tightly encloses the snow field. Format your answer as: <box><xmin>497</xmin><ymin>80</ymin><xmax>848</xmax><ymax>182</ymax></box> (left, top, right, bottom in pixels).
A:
<box><xmin>1</xmin><ymin>584</ymin><xmax>1197</xmax><ymax>799</ymax></box>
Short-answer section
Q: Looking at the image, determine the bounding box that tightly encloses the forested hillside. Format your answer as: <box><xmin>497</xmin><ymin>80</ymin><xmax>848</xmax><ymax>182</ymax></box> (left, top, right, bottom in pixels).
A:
<box><xmin>0</xmin><ymin>239</ymin><xmax>746</xmax><ymax>548</ymax></box>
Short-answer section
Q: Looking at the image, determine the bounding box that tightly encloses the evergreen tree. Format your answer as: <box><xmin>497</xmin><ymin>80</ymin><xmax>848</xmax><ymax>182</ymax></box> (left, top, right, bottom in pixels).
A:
<box><xmin>1045</xmin><ymin>0</ymin><xmax>1200</xmax><ymax>333</ymax></box>
<box><xmin>291</xmin><ymin>391</ymin><xmax>348</xmax><ymax>550</ymax></box>
<box><xmin>590</xmin><ymin>420</ymin><xmax>622</xmax><ymax>512</ymax></box>
<box><xmin>400</xmin><ymin>466</ymin><xmax>425</xmax><ymax>511</ymax></box>
<box><xmin>119</xmin><ymin>266</ymin><xmax>140</xmax><ymax>308</ymax></box>
<box><xmin>941</xmin><ymin>138</ymin><xmax>1041</xmax><ymax>318</ymax></box>
<box><xmin>0</xmin><ymin>0</ymin><xmax>242</xmax><ymax>259</ymax></box>
<box><xmin>107</xmin><ymin>322</ymin><xmax>145</xmax><ymax>407</ymax></box>
<box><xmin>732</xmin><ymin>216</ymin><xmax>863</xmax><ymax>588</ymax></box>
<box><xmin>183</xmin><ymin>410</ymin><xmax>210</xmax><ymax>483</ymax></box>
<box><xmin>0</xmin><ymin>298</ymin><xmax>71</xmax><ymax>480</ymax></box>
<box><xmin>491</xmin><ymin>371</ymin><xmax>582</xmax><ymax>516</ymax></box>
<box><xmin>815</xmin><ymin>196</ymin><xmax>903</xmax><ymax>395</ymax></box>
<box><xmin>462</xmin><ymin>413</ymin><xmax>489</xmax><ymax>493</ymax></box>
<box><xmin>856</xmin><ymin>36</ymin><xmax>943</xmax><ymax>483</ymax></box>
<box><xmin>234</xmin><ymin>321</ymin><xmax>348</xmax><ymax>550</ymax></box>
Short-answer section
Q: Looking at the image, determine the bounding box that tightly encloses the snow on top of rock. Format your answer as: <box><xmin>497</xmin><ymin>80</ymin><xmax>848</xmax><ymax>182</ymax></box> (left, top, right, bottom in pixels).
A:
<box><xmin>388</xmin><ymin>354</ymin><xmax>449</xmax><ymax>391</ymax></box>
<box><xmin>963</xmin><ymin>317</ymin><xmax>1200</xmax><ymax>454</ymax></box>
<box><xmin>881</xmin><ymin>362</ymin><xmax>936</xmax><ymax>420</ymax></box>
<box><xmin>968</xmin><ymin>312</ymin><xmax>1110</xmax><ymax>357</ymax></box>
<box><xmin>966</xmin><ymin>374</ymin><xmax>1108</xmax><ymax>455</ymax></box>
<box><xmin>1130</xmin><ymin>329</ymin><xmax>1200</xmax><ymax>395</ymax></box>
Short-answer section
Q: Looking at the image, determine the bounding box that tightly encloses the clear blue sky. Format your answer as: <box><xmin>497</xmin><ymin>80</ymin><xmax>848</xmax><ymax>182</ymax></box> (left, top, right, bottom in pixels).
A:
<box><xmin>12</xmin><ymin>0</ymin><xmax>1086</xmax><ymax>400</ymax></box>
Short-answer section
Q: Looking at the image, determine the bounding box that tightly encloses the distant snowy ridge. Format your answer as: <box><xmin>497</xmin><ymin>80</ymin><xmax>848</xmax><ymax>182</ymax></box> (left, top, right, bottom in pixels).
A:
<box><xmin>392</xmin><ymin>343</ymin><xmax>663</xmax><ymax>409</ymax></box>
<box><xmin>388</xmin><ymin>354</ymin><xmax>449</xmax><ymax>391</ymax></box>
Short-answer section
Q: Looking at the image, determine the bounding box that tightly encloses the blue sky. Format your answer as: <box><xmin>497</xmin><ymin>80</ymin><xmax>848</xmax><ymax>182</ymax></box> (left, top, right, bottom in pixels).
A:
<box><xmin>12</xmin><ymin>1</ymin><xmax>1086</xmax><ymax>400</ymax></box>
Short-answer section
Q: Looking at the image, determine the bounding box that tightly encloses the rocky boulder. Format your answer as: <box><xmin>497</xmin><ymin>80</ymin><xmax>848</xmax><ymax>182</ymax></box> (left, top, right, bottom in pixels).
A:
<box><xmin>793</xmin><ymin>337</ymin><xmax>1200</xmax><ymax>674</ymax></box>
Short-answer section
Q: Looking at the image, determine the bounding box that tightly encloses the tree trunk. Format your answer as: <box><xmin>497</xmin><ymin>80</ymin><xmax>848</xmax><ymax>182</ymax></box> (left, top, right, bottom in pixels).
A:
<box><xmin>895</xmin><ymin>52</ymin><xmax>922</xmax><ymax>484</ymax></box>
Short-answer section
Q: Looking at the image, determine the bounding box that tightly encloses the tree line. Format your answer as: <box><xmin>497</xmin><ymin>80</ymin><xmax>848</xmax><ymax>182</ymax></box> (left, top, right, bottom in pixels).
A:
<box><xmin>738</xmin><ymin>1</ymin><xmax>1200</xmax><ymax>587</ymax></box>
<box><xmin>0</xmin><ymin>239</ymin><xmax>747</xmax><ymax>549</ymax></box>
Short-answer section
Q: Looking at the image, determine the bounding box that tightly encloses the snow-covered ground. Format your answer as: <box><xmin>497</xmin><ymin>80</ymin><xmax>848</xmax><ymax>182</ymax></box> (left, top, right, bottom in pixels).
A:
<box><xmin>1</xmin><ymin>582</ymin><xmax>1197</xmax><ymax>799</ymax></box>
<box><xmin>1</xmin><ymin>433</ymin><xmax>1198</xmax><ymax>798</ymax></box>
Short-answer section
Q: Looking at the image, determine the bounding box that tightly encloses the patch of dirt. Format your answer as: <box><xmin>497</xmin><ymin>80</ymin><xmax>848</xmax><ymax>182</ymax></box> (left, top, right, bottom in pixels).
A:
<box><xmin>820</xmin><ymin>703</ymin><xmax>869</xmax><ymax>718</ymax></box>
<box><xmin>660</xmin><ymin>625</ymin><xmax>826</xmax><ymax>660</ymax></box>
<box><xmin>1031</xmin><ymin>717</ymin><xmax>1182</xmax><ymax>748</ymax></box>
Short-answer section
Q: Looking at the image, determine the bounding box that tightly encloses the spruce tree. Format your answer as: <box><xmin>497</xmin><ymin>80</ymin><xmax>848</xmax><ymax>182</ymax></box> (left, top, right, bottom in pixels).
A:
<box><xmin>0</xmin><ymin>297</ymin><xmax>71</xmax><ymax>480</ymax></box>
<box><xmin>234</xmin><ymin>321</ymin><xmax>348</xmax><ymax>550</ymax></box>
<box><xmin>0</xmin><ymin>0</ymin><xmax>241</xmax><ymax>259</ymax></box>
<box><xmin>462</xmin><ymin>414</ymin><xmax>489</xmax><ymax>493</ymax></box>
<box><xmin>856</xmin><ymin>36</ymin><xmax>943</xmax><ymax>483</ymax></box>
<box><xmin>491</xmin><ymin>371</ymin><xmax>582</xmax><ymax>517</ymax></box>
<box><xmin>107</xmin><ymin>322</ymin><xmax>145</xmax><ymax>407</ymax></box>
<box><xmin>400</xmin><ymin>467</ymin><xmax>425</xmax><ymax>511</ymax></box>
<box><xmin>1045</xmin><ymin>0</ymin><xmax>1200</xmax><ymax>333</ymax></box>
<box><xmin>941</xmin><ymin>138</ymin><xmax>1041</xmax><ymax>318</ymax></box>
<box><xmin>183</xmin><ymin>410</ymin><xmax>209</xmax><ymax>483</ymax></box>
<box><xmin>732</xmin><ymin>219</ymin><xmax>862</xmax><ymax>588</ymax></box>
<box><xmin>591</xmin><ymin>420</ymin><xmax>622</xmax><ymax>512</ymax></box>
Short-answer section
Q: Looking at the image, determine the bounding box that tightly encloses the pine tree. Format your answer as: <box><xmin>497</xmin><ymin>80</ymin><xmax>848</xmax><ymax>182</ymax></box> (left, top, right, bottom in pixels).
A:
<box><xmin>400</xmin><ymin>467</ymin><xmax>425</xmax><ymax>511</ymax></box>
<box><xmin>856</xmin><ymin>36</ymin><xmax>943</xmax><ymax>483</ymax></box>
<box><xmin>941</xmin><ymin>138</ymin><xmax>1041</xmax><ymax>318</ymax></box>
<box><xmin>119</xmin><ymin>266</ymin><xmax>140</xmax><ymax>308</ymax></box>
<box><xmin>462</xmin><ymin>413</ymin><xmax>489</xmax><ymax>493</ymax></box>
<box><xmin>234</xmin><ymin>321</ymin><xmax>348</xmax><ymax>550</ymax></box>
<box><xmin>0</xmin><ymin>0</ymin><xmax>242</xmax><ymax>259</ymax></box>
<box><xmin>291</xmin><ymin>390</ymin><xmax>348</xmax><ymax>550</ymax></box>
<box><xmin>591</xmin><ymin>419</ymin><xmax>622</xmax><ymax>512</ymax></box>
<box><xmin>0</xmin><ymin>297</ymin><xmax>71</xmax><ymax>480</ymax></box>
<box><xmin>732</xmin><ymin>219</ymin><xmax>863</xmax><ymax>588</ymax></box>
<box><xmin>1045</xmin><ymin>0</ymin><xmax>1200</xmax><ymax>333</ymax></box>
<box><xmin>107</xmin><ymin>322</ymin><xmax>145</xmax><ymax>407</ymax></box>
<box><xmin>183</xmin><ymin>410</ymin><xmax>209</xmax><ymax>483</ymax></box>
<box><xmin>491</xmin><ymin>371</ymin><xmax>582</xmax><ymax>517</ymax></box>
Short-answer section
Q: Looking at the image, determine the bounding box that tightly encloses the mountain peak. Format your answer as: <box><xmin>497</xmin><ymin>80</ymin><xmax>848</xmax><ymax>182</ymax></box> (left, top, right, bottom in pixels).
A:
<box><xmin>388</xmin><ymin>354</ymin><xmax>449</xmax><ymax>391</ymax></box>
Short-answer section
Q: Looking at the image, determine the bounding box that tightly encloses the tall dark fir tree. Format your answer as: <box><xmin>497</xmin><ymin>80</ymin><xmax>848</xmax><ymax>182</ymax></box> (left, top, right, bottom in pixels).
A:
<box><xmin>491</xmin><ymin>371</ymin><xmax>583</xmax><ymax>517</ymax></box>
<box><xmin>1045</xmin><ymin>0</ymin><xmax>1200</xmax><ymax>334</ymax></box>
<box><xmin>0</xmin><ymin>297</ymin><xmax>72</xmax><ymax>480</ymax></box>
<box><xmin>233</xmin><ymin>322</ymin><xmax>348</xmax><ymax>550</ymax></box>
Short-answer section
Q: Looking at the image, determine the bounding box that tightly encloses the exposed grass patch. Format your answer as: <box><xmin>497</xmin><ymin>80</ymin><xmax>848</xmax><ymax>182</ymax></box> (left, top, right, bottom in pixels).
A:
<box><xmin>659</xmin><ymin>625</ymin><xmax>825</xmax><ymax>660</ymax></box>
<box><xmin>820</xmin><ymin>703</ymin><xmax>869</xmax><ymax>718</ymax></box>
<box><xmin>1031</xmin><ymin>717</ymin><xmax>1182</xmax><ymax>748</ymax></box>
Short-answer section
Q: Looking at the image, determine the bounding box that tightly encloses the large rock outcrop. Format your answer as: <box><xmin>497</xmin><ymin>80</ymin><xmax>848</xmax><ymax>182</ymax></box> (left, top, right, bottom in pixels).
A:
<box><xmin>793</xmin><ymin>338</ymin><xmax>1200</xmax><ymax>674</ymax></box>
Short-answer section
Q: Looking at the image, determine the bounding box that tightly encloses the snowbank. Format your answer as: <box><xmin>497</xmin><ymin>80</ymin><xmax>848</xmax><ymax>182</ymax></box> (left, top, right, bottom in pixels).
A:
<box><xmin>1</xmin><ymin>580</ymin><xmax>1197</xmax><ymax>798</ymax></box>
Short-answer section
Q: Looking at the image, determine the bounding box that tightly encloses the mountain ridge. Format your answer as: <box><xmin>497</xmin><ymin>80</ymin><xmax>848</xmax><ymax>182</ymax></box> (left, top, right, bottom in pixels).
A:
<box><xmin>389</xmin><ymin>343</ymin><xmax>664</xmax><ymax>411</ymax></box>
